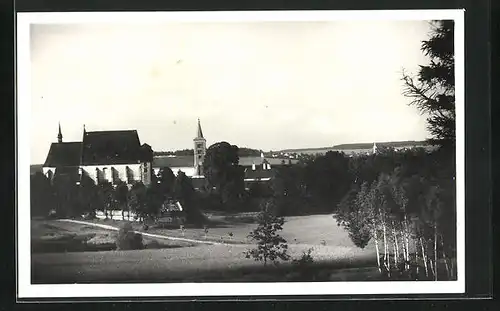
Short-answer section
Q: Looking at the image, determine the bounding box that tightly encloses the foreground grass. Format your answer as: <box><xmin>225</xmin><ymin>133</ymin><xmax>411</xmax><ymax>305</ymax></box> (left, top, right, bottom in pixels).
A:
<box><xmin>32</xmin><ymin>245</ymin><xmax>380</xmax><ymax>283</ymax></box>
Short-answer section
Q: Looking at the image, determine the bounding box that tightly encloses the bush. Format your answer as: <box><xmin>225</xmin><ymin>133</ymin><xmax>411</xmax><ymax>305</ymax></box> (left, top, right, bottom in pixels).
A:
<box><xmin>292</xmin><ymin>248</ymin><xmax>314</xmax><ymax>267</ymax></box>
<box><xmin>115</xmin><ymin>222</ymin><xmax>144</xmax><ymax>250</ymax></box>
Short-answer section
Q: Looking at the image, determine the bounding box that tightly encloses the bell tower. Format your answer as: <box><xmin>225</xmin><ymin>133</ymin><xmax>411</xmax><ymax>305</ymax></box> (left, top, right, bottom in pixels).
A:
<box><xmin>193</xmin><ymin>118</ymin><xmax>206</xmax><ymax>176</ymax></box>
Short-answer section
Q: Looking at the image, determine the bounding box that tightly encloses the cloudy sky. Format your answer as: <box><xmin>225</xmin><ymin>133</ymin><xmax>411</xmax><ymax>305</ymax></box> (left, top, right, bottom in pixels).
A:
<box><xmin>29</xmin><ymin>20</ymin><xmax>432</xmax><ymax>164</ymax></box>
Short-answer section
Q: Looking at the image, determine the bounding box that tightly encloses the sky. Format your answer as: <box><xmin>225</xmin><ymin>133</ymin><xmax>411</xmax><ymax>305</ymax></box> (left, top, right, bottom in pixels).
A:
<box><xmin>29</xmin><ymin>20</ymin><xmax>432</xmax><ymax>164</ymax></box>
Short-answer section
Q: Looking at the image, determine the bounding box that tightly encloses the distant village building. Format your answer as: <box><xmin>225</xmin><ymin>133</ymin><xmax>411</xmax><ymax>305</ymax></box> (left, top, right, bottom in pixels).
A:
<box><xmin>42</xmin><ymin>124</ymin><xmax>153</xmax><ymax>187</ymax></box>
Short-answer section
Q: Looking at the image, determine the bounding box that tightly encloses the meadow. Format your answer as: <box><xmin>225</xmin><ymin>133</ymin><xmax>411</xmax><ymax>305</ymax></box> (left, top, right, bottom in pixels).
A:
<box><xmin>31</xmin><ymin>213</ymin><xmax>380</xmax><ymax>283</ymax></box>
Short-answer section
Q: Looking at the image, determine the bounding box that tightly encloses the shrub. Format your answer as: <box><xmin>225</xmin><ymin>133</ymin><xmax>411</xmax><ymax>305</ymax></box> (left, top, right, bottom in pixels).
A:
<box><xmin>293</xmin><ymin>248</ymin><xmax>315</xmax><ymax>267</ymax></box>
<box><xmin>115</xmin><ymin>222</ymin><xmax>143</xmax><ymax>250</ymax></box>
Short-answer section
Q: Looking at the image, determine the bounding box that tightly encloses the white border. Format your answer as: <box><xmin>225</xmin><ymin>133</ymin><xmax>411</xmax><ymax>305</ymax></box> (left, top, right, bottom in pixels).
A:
<box><xmin>17</xmin><ymin>10</ymin><xmax>465</xmax><ymax>298</ymax></box>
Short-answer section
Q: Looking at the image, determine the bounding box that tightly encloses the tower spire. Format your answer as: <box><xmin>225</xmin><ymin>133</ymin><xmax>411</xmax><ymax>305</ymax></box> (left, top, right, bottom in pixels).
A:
<box><xmin>57</xmin><ymin>122</ymin><xmax>63</xmax><ymax>143</ymax></box>
<box><xmin>196</xmin><ymin>118</ymin><xmax>204</xmax><ymax>138</ymax></box>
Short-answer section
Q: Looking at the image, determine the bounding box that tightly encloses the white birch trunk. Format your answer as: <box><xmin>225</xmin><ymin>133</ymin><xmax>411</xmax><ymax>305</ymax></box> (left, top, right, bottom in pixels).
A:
<box><xmin>414</xmin><ymin>238</ymin><xmax>420</xmax><ymax>276</ymax></box>
<box><xmin>404</xmin><ymin>215</ymin><xmax>410</xmax><ymax>263</ymax></box>
<box><xmin>434</xmin><ymin>224</ymin><xmax>438</xmax><ymax>281</ymax></box>
<box><xmin>393</xmin><ymin>224</ymin><xmax>399</xmax><ymax>265</ymax></box>
<box><xmin>429</xmin><ymin>258</ymin><xmax>435</xmax><ymax>278</ymax></box>
<box><xmin>393</xmin><ymin>242</ymin><xmax>397</xmax><ymax>267</ymax></box>
<box><xmin>374</xmin><ymin>236</ymin><xmax>381</xmax><ymax>273</ymax></box>
<box><xmin>383</xmin><ymin>222</ymin><xmax>390</xmax><ymax>274</ymax></box>
<box><xmin>440</xmin><ymin>234</ymin><xmax>451</xmax><ymax>279</ymax></box>
<box><xmin>420</xmin><ymin>237</ymin><xmax>429</xmax><ymax>277</ymax></box>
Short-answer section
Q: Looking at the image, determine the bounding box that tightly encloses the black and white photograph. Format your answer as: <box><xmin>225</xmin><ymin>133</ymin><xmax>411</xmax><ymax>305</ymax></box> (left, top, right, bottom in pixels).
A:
<box><xmin>17</xmin><ymin>10</ymin><xmax>465</xmax><ymax>298</ymax></box>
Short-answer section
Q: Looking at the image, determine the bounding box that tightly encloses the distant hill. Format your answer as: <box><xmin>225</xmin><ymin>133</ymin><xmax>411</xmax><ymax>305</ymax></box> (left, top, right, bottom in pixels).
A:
<box><xmin>280</xmin><ymin>140</ymin><xmax>428</xmax><ymax>154</ymax></box>
<box><xmin>30</xmin><ymin>164</ymin><xmax>43</xmax><ymax>175</ymax></box>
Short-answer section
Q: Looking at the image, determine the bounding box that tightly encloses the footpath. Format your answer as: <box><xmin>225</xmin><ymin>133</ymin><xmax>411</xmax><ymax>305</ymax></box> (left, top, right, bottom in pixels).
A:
<box><xmin>57</xmin><ymin>218</ymin><xmax>239</xmax><ymax>246</ymax></box>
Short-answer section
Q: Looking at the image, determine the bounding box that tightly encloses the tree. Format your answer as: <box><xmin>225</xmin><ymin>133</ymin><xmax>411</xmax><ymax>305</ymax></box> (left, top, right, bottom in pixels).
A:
<box><xmin>337</xmin><ymin>182</ymin><xmax>373</xmax><ymax>249</ymax></box>
<box><xmin>220</xmin><ymin>165</ymin><xmax>246</xmax><ymax>205</ymax></box>
<box><xmin>52</xmin><ymin>172</ymin><xmax>79</xmax><ymax>217</ymax></box>
<box><xmin>270</xmin><ymin>165</ymin><xmax>308</xmax><ymax>216</ymax></box>
<box><xmin>304</xmin><ymin>151</ymin><xmax>352</xmax><ymax>212</ymax></box>
<box><xmin>203</xmin><ymin>142</ymin><xmax>243</xmax><ymax>204</ymax></box>
<box><xmin>128</xmin><ymin>182</ymin><xmax>148</xmax><ymax>222</ymax></box>
<box><xmin>157</xmin><ymin>167</ymin><xmax>176</xmax><ymax>196</ymax></box>
<box><xmin>146</xmin><ymin>183</ymin><xmax>165</xmax><ymax>220</ymax></box>
<box><xmin>77</xmin><ymin>173</ymin><xmax>100</xmax><ymax>218</ymax></box>
<box><xmin>30</xmin><ymin>172</ymin><xmax>54</xmax><ymax>217</ymax></box>
<box><xmin>402</xmin><ymin>20</ymin><xmax>455</xmax><ymax>148</ymax></box>
<box><xmin>338</xmin><ymin>152</ymin><xmax>457</xmax><ymax>280</ymax></box>
<box><xmin>114</xmin><ymin>181</ymin><xmax>129</xmax><ymax>220</ymax></box>
<box><xmin>97</xmin><ymin>182</ymin><xmax>114</xmax><ymax>219</ymax></box>
<box><xmin>244</xmin><ymin>199</ymin><xmax>290</xmax><ymax>266</ymax></box>
<box><xmin>173</xmin><ymin>171</ymin><xmax>205</xmax><ymax>226</ymax></box>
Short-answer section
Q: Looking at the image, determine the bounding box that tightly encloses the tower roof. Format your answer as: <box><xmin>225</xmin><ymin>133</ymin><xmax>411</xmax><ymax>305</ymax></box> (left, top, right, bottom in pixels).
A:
<box><xmin>57</xmin><ymin>122</ymin><xmax>63</xmax><ymax>143</ymax></box>
<box><xmin>196</xmin><ymin>118</ymin><xmax>204</xmax><ymax>139</ymax></box>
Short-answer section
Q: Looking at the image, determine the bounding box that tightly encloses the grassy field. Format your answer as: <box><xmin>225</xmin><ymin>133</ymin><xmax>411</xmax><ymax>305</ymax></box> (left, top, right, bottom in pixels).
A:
<box><xmin>90</xmin><ymin>213</ymin><xmax>376</xmax><ymax>251</ymax></box>
<box><xmin>31</xmin><ymin>219</ymin><xmax>195</xmax><ymax>254</ymax></box>
<box><xmin>31</xmin><ymin>213</ymin><xmax>380</xmax><ymax>283</ymax></box>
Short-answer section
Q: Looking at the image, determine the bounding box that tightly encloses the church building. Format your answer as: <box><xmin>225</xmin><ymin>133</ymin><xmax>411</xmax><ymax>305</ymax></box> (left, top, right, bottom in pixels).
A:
<box><xmin>42</xmin><ymin>124</ymin><xmax>153</xmax><ymax>187</ymax></box>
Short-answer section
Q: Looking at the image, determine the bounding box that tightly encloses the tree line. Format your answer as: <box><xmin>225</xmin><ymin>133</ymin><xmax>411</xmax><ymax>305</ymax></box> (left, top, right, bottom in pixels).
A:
<box><xmin>31</xmin><ymin>166</ymin><xmax>205</xmax><ymax>226</ymax></box>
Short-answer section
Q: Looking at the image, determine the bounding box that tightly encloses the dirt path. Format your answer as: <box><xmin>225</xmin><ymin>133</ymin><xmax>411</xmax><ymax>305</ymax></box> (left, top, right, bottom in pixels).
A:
<box><xmin>57</xmin><ymin>219</ymin><xmax>241</xmax><ymax>246</ymax></box>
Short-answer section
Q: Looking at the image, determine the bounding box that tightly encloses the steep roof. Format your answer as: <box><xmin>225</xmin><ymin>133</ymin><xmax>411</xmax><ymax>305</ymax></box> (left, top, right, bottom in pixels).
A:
<box><xmin>43</xmin><ymin>142</ymin><xmax>82</xmax><ymax>167</ymax></box>
<box><xmin>196</xmin><ymin>119</ymin><xmax>204</xmax><ymax>139</ymax></box>
<box><xmin>81</xmin><ymin>130</ymin><xmax>144</xmax><ymax>165</ymax></box>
